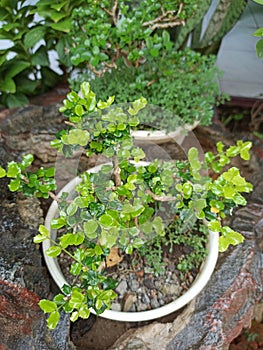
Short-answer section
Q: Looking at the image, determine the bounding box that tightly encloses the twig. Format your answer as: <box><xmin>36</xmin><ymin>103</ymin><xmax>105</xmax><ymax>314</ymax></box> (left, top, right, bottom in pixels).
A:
<box><xmin>142</xmin><ymin>3</ymin><xmax>185</xmax><ymax>31</ymax></box>
<box><xmin>145</xmin><ymin>189</ymin><xmax>176</xmax><ymax>202</ymax></box>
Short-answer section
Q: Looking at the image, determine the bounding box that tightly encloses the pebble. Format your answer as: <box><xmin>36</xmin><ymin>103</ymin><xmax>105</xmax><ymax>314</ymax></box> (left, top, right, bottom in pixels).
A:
<box><xmin>136</xmin><ymin>301</ymin><xmax>148</xmax><ymax>311</ymax></box>
<box><xmin>141</xmin><ymin>293</ymin><xmax>150</xmax><ymax>305</ymax></box>
<box><xmin>143</xmin><ymin>277</ymin><xmax>155</xmax><ymax>289</ymax></box>
<box><xmin>115</xmin><ymin>280</ymin><xmax>128</xmax><ymax>296</ymax></box>
<box><xmin>161</xmin><ymin>283</ymin><xmax>182</xmax><ymax>296</ymax></box>
<box><xmin>150</xmin><ymin>297</ymin><xmax>160</xmax><ymax>309</ymax></box>
<box><xmin>128</xmin><ymin>279</ymin><xmax>140</xmax><ymax>292</ymax></box>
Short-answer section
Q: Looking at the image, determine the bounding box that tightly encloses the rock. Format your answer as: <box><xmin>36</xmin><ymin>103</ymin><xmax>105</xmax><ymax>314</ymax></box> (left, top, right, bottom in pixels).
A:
<box><xmin>161</xmin><ymin>283</ymin><xmax>182</xmax><ymax>297</ymax></box>
<box><xmin>111</xmin><ymin>303</ymin><xmax>122</xmax><ymax>312</ymax></box>
<box><xmin>143</xmin><ymin>277</ymin><xmax>155</xmax><ymax>289</ymax></box>
<box><xmin>150</xmin><ymin>297</ymin><xmax>160</xmax><ymax>309</ymax></box>
<box><xmin>0</xmin><ymin>104</ymin><xmax>75</xmax><ymax>350</ymax></box>
<box><xmin>116</xmin><ymin>280</ymin><xmax>128</xmax><ymax>297</ymax></box>
<box><xmin>137</xmin><ymin>301</ymin><xmax>148</xmax><ymax>311</ymax></box>
<box><xmin>122</xmin><ymin>293</ymin><xmax>136</xmax><ymax>312</ymax></box>
<box><xmin>129</xmin><ymin>279</ymin><xmax>140</xmax><ymax>292</ymax></box>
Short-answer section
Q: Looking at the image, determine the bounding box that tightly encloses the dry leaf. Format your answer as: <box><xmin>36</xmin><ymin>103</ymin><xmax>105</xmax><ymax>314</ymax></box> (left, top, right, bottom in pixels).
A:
<box><xmin>106</xmin><ymin>247</ymin><xmax>123</xmax><ymax>267</ymax></box>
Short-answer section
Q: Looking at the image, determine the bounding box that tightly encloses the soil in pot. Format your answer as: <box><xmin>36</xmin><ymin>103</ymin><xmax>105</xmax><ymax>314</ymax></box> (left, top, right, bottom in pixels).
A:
<box><xmin>58</xmin><ymin>221</ymin><xmax>208</xmax><ymax>313</ymax></box>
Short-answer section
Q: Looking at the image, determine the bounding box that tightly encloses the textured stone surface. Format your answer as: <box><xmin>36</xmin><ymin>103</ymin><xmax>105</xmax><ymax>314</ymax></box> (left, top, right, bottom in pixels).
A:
<box><xmin>0</xmin><ymin>104</ymin><xmax>75</xmax><ymax>350</ymax></box>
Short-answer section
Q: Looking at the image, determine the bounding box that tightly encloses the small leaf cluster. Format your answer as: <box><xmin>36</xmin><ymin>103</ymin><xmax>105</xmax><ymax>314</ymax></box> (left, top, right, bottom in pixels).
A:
<box><xmin>35</xmin><ymin>225</ymin><xmax>117</xmax><ymax>328</ymax></box>
<box><xmin>51</xmin><ymin>82</ymin><xmax>146</xmax><ymax>159</ymax></box>
<box><xmin>70</xmin><ymin>48</ymin><xmax>224</xmax><ymax>129</ymax></box>
<box><xmin>0</xmin><ymin>154</ymin><xmax>56</xmax><ymax>198</ymax></box>
<box><xmin>69</xmin><ymin>0</ymin><xmax>199</xmax><ymax>73</ymax></box>
<box><xmin>0</xmin><ymin>0</ymin><xmax>85</xmax><ymax>107</ymax></box>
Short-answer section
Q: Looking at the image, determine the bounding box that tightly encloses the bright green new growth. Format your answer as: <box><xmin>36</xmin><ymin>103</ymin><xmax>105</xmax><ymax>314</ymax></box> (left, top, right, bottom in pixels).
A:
<box><xmin>0</xmin><ymin>82</ymin><xmax>253</xmax><ymax>329</ymax></box>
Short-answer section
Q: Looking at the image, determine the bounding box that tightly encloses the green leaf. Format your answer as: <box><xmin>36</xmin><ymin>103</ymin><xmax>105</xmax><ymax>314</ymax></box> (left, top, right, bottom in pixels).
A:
<box><xmin>64</xmin><ymin>129</ymin><xmax>90</xmax><ymax>146</ymax></box>
<box><xmin>94</xmin><ymin>244</ymin><xmax>103</xmax><ymax>255</ymax></box>
<box><xmin>69</xmin><ymin>289</ymin><xmax>85</xmax><ymax>309</ymax></box>
<box><xmin>59</xmin><ymin>233</ymin><xmax>84</xmax><ymax>248</ymax></box>
<box><xmin>24</xmin><ymin>26</ymin><xmax>46</xmax><ymax>48</ymax></box>
<box><xmin>45</xmin><ymin>245</ymin><xmax>62</xmax><ymax>257</ymax></box>
<box><xmin>256</xmin><ymin>38</ymin><xmax>263</xmax><ymax>58</ymax></box>
<box><xmin>39</xmin><ymin>299</ymin><xmax>57</xmax><ymax>313</ymax></box>
<box><xmin>5</xmin><ymin>93</ymin><xmax>29</xmax><ymax>108</ymax></box>
<box><xmin>70</xmin><ymin>311</ymin><xmax>79</xmax><ymax>322</ymax></box>
<box><xmin>0</xmin><ymin>166</ymin><xmax>6</xmax><ymax>178</ymax></box>
<box><xmin>253</xmin><ymin>0</ymin><xmax>263</xmax><ymax>5</ymax></box>
<box><xmin>78</xmin><ymin>305</ymin><xmax>91</xmax><ymax>319</ymax></box>
<box><xmin>128</xmin><ymin>97</ymin><xmax>147</xmax><ymax>116</ymax></box>
<box><xmin>31</xmin><ymin>46</ymin><xmax>49</xmax><ymax>66</ymax></box>
<box><xmin>152</xmin><ymin>216</ymin><xmax>164</xmax><ymax>235</ymax></box>
<box><xmin>6</xmin><ymin>61</ymin><xmax>30</xmax><ymax>79</ymax></box>
<box><xmin>66</xmin><ymin>202</ymin><xmax>78</xmax><ymax>216</ymax></box>
<box><xmin>97</xmin><ymin>96</ymin><xmax>115</xmax><ymax>109</ymax></box>
<box><xmin>208</xmin><ymin>220</ymin><xmax>221</xmax><ymax>232</ymax></box>
<box><xmin>39</xmin><ymin>224</ymin><xmax>50</xmax><ymax>237</ymax></box>
<box><xmin>226</xmin><ymin>145</ymin><xmax>239</xmax><ymax>158</ymax></box>
<box><xmin>238</xmin><ymin>141</ymin><xmax>252</xmax><ymax>160</ymax></box>
<box><xmin>8</xmin><ymin>178</ymin><xmax>20</xmax><ymax>192</ymax></box>
<box><xmin>7</xmin><ymin>162</ymin><xmax>20</xmax><ymax>177</ymax></box>
<box><xmin>254</xmin><ymin>28</ymin><xmax>263</xmax><ymax>37</ymax></box>
<box><xmin>50</xmin><ymin>18</ymin><xmax>71</xmax><ymax>33</ymax></box>
<box><xmin>99</xmin><ymin>214</ymin><xmax>114</xmax><ymax>227</ymax></box>
<box><xmin>0</xmin><ymin>77</ymin><xmax>15</xmax><ymax>93</ymax></box>
<box><xmin>33</xmin><ymin>234</ymin><xmax>47</xmax><ymax>243</ymax></box>
<box><xmin>84</xmin><ymin>220</ymin><xmax>99</xmax><ymax>238</ymax></box>
<box><xmin>70</xmin><ymin>262</ymin><xmax>82</xmax><ymax>275</ymax></box>
<box><xmin>51</xmin><ymin>217</ymin><xmax>67</xmax><ymax>229</ymax></box>
<box><xmin>47</xmin><ymin>311</ymin><xmax>60</xmax><ymax>330</ymax></box>
<box><xmin>219</xmin><ymin>228</ymin><xmax>244</xmax><ymax>252</ymax></box>
<box><xmin>21</xmin><ymin>154</ymin><xmax>34</xmax><ymax>168</ymax></box>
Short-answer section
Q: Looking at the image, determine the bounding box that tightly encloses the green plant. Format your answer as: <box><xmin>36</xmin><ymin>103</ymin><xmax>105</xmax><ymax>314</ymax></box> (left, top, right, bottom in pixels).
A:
<box><xmin>69</xmin><ymin>0</ymin><xmax>203</xmax><ymax>76</ymax></box>
<box><xmin>0</xmin><ymin>82</ymin><xmax>253</xmax><ymax>329</ymax></box>
<box><xmin>0</xmin><ymin>0</ymin><xmax>58</xmax><ymax>107</ymax></box>
<box><xmin>0</xmin><ymin>0</ymin><xmax>85</xmax><ymax>107</ymax></box>
<box><xmin>70</xmin><ymin>48</ymin><xmax>224</xmax><ymax>129</ymax></box>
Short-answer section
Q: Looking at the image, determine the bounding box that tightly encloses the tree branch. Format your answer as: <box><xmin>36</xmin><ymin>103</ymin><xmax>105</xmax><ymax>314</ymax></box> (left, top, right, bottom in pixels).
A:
<box><xmin>142</xmin><ymin>3</ymin><xmax>185</xmax><ymax>31</ymax></box>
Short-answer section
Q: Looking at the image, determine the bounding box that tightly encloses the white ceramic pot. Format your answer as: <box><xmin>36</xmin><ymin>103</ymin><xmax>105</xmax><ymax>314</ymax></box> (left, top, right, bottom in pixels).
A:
<box><xmin>131</xmin><ymin>121</ymin><xmax>200</xmax><ymax>145</ymax></box>
<box><xmin>43</xmin><ymin>163</ymin><xmax>219</xmax><ymax>322</ymax></box>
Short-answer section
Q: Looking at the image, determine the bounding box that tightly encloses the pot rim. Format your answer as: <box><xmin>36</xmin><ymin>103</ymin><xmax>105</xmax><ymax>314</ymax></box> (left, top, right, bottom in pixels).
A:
<box><xmin>131</xmin><ymin>121</ymin><xmax>199</xmax><ymax>144</ymax></box>
<box><xmin>43</xmin><ymin>162</ymin><xmax>218</xmax><ymax>322</ymax></box>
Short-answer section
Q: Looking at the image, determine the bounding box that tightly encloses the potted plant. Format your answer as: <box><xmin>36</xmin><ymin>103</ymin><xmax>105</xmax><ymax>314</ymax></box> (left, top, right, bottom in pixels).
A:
<box><xmin>70</xmin><ymin>48</ymin><xmax>223</xmax><ymax>144</ymax></box>
<box><xmin>0</xmin><ymin>82</ymin><xmax>253</xmax><ymax>329</ymax></box>
<box><xmin>67</xmin><ymin>0</ymin><xmax>225</xmax><ymax>142</ymax></box>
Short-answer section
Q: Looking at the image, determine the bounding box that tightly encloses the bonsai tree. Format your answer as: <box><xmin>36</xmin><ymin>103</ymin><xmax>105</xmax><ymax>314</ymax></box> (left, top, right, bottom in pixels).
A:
<box><xmin>70</xmin><ymin>48</ymin><xmax>223</xmax><ymax>130</ymax></box>
<box><xmin>0</xmin><ymin>82</ymin><xmax>253</xmax><ymax>329</ymax></box>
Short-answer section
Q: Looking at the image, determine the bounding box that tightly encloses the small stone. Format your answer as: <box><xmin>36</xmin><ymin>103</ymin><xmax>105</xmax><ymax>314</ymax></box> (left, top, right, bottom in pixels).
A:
<box><xmin>141</xmin><ymin>293</ymin><xmax>150</xmax><ymax>305</ymax></box>
<box><xmin>150</xmin><ymin>297</ymin><xmax>160</xmax><ymax>309</ymax></box>
<box><xmin>128</xmin><ymin>279</ymin><xmax>140</xmax><ymax>292</ymax></box>
<box><xmin>136</xmin><ymin>301</ymin><xmax>148</xmax><ymax>311</ymax></box>
<box><xmin>154</xmin><ymin>280</ymin><xmax>163</xmax><ymax>290</ymax></box>
<box><xmin>111</xmin><ymin>303</ymin><xmax>122</xmax><ymax>311</ymax></box>
<box><xmin>162</xmin><ymin>283</ymin><xmax>182</xmax><ymax>296</ymax></box>
<box><xmin>150</xmin><ymin>289</ymin><xmax>156</xmax><ymax>299</ymax></box>
<box><xmin>159</xmin><ymin>299</ymin><xmax>165</xmax><ymax>306</ymax></box>
<box><xmin>143</xmin><ymin>277</ymin><xmax>155</xmax><ymax>289</ymax></box>
<box><xmin>116</xmin><ymin>280</ymin><xmax>128</xmax><ymax>296</ymax></box>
